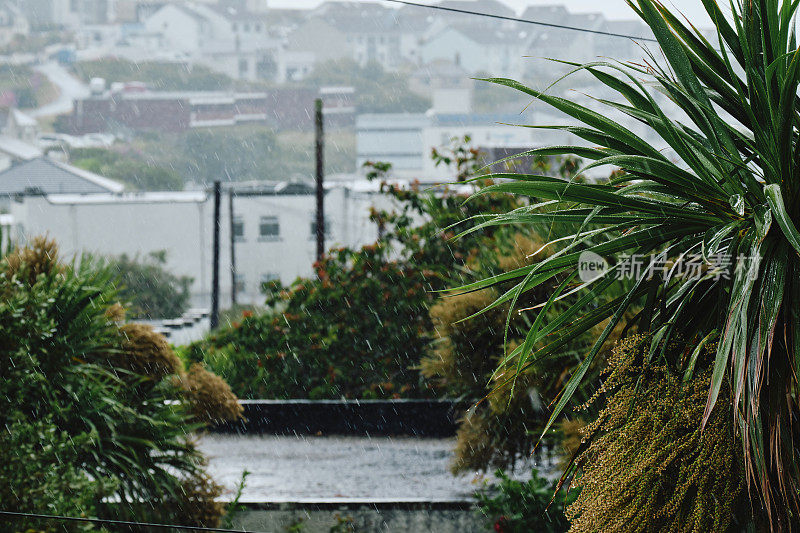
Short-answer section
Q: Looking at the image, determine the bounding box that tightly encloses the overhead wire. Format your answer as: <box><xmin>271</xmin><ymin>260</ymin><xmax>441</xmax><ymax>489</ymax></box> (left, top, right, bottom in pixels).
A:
<box><xmin>0</xmin><ymin>510</ymin><xmax>263</xmax><ymax>533</ymax></box>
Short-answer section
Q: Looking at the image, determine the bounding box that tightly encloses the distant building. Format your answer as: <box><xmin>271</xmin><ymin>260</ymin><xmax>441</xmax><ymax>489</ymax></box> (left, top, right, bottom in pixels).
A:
<box><xmin>420</xmin><ymin>21</ymin><xmax>532</xmax><ymax>79</ymax></box>
<box><xmin>3</xmin><ymin>108</ymin><xmax>39</xmax><ymax>144</ymax></box>
<box><xmin>309</xmin><ymin>1</ymin><xmax>405</xmax><ymax>69</ymax></box>
<box><xmin>69</xmin><ymin>86</ymin><xmax>355</xmax><ymax>134</ymax></box>
<box><xmin>279</xmin><ymin>18</ymin><xmax>350</xmax><ymax>81</ymax></box>
<box><xmin>409</xmin><ymin>60</ymin><xmax>473</xmax><ymax>114</ymax></box>
<box><xmin>356</xmin><ymin>113</ymin><xmax>431</xmax><ymax>177</ymax></box>
<box><xmin>0</xmin><ymin>1</ymin><xmax>29</xmax><ymax>47</ymax></box>
<box><xmin>356</xmin><ymin>111</ymin><xmax>577</xmax><ymax>179</ymax></box>
<box><xmin>141</xmin><ymin>1</ymin><xmax>279</xmax><ymax>81</ymax></box>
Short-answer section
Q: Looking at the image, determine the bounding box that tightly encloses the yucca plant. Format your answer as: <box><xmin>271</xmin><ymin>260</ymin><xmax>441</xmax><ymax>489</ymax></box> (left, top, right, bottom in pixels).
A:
<box><xmin>460</xmin><ymin>0</ymin><xmax>800</xmax><ymax>525</ymax></box>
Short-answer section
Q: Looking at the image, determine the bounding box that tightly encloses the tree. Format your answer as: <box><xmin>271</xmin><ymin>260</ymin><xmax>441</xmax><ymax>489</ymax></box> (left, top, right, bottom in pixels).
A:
<box><xmin>469</xmin><ymin>0</ymin><xmax>800</xmax><ymax>526</ymax></box>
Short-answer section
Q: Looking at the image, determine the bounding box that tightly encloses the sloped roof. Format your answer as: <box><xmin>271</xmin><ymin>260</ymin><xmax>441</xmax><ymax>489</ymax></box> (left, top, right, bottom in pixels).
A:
<box><xmin>0</xmin><ymin>136</ymin><xmax>42</xmax><ymax>160</ymax></box>
<box><xmin>310</xmin><ymin>1</ymin><xmax>401</xmax><ymax>33</ymax></box>
<box><xmin>0</xmin><ymin>157</ymin><xmax>124</xmax><ymax>196</ymax></box>
<box><xmin>436</xmin><ymin>0</ymin><xmax>515</xmax><ymax>18</ymax></box>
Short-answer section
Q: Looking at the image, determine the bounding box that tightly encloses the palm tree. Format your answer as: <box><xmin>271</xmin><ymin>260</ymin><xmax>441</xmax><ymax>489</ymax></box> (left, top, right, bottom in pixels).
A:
<box><xmin>465</xmin><ymin>0</ymin><xmax>800</xmax><ymax>525</ymax></box>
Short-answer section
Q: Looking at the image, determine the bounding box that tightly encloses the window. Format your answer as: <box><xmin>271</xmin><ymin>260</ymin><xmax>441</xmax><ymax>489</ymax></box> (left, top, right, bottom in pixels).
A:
<box><xmin>233</xmin><ymin>273</ymin><xmax>245</xmax><ymax>294</ymax></box>
<box><xmin>309</xmin><ymin>217</ymin><xmax>331</xmax><ymax>239</ymax></box>
<box><xmin>260</xmin><ymin>273</ymin><xmax>280</xmax><ymax>293</ymax></box>
<box><xmin>261</xmin><ymin>272</ymin><xmax>279</xmax><ymax>284</ymax></box>
<box><xmin>260</xmin><ymin>216</ymin><xmax>280</xmax><ymax>239</ymax></box>
<box><xmin>232</xmin><ymin>216</ymin><xmax>244</xmax><ymax>241</ymax></box>
<box><xmin>238</xmin><ymin>58</ymin><xmax>249</xmax><ymax>76</ymax></box>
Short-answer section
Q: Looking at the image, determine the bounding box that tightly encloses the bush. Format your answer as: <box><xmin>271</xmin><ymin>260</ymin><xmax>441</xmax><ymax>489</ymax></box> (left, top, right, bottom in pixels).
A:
<box><xmin>476</xmin><ymin>469</ymin><xmax>575</xmax><ymax>533</ymax></box>
<box><xmin>0</xmin><ymin>417</ymin><xmax>110</xmax><ymax>532</ymax></box>
<box><xmin>106</xmin><ymin>250</ymin><xmax>193</xmax><ymax>319</ymax></box>
<box><xmin>0</xmin><ymin>237</ymin><xmax>240</xmax><ymax>530</ymax></box>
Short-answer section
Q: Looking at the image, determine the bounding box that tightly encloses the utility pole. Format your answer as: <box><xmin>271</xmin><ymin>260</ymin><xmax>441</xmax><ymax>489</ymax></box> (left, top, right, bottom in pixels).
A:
<box><xmin>315</xmin><ymin>97</ymin><xmax>325</xmax><ymax>262</ymax></box>
<box><xmin>210</xmin><ymin>181</ymin><xmax>221</xmax><ymax>330</ymax></box>
<box><xmin>228</xmin><ymin>186</ymin><xmax>237</xmax><ymax>307</ymax></box>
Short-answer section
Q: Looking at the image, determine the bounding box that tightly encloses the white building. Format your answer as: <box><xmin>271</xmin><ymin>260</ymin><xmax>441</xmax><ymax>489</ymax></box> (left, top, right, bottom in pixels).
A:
<box><xmin>9</xmin><ymin>180</ymin><xmax>401</xmax><ymax>307</ymax></box>
<box><xmin>356</xmin><ymin>111</ymin><xmax>580</xmax><ymax>179</ymax></box>
<box><xmin>0</xmin><ymin>1</ymin><xmax>29</xmax><ymax>47</ymax></box>
<box><xmin>419</xmin><ymin>22</ymin><xmax>532</xmax><ymax>79</ymax></box>
<box><xmin>142</xmin><ymin>1</ymin><xmax>279</xmax><ymax>81</ymax></box>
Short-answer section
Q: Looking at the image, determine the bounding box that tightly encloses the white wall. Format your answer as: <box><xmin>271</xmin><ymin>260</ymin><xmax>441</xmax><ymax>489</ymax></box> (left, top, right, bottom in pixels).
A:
<box><xmin>144</xmin><ymin>5</ymin><xmax>202</xmax><ymax>56</ymax></box>
<box><xmin>9</xmin><ymin>186</ymin><xmax>394</xmax><ymax>309</ymax></box>
<box><xmin>11</xmin><ymin>192</ymin><xmax>219</xmax><ymax>306</ymax></box>
<box><xmin>420</xmin><ymin>28</ymin><xmax>486</xmax><ymax>73</ymax></box>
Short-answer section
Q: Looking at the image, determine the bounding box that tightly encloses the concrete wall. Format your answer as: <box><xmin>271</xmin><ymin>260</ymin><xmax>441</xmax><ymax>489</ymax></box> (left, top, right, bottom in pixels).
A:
<box><xmin>232</xmin><ymin>502</ymin><xmax>484</xmax><ymax>533</ymax></box>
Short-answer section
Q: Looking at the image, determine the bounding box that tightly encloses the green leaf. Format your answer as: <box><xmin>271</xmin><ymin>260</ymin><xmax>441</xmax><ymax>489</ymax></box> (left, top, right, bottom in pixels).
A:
<box><xmin>765</xmin><ymin>184</ymin><xmax>800</xmax><ymax>255</ymax></box>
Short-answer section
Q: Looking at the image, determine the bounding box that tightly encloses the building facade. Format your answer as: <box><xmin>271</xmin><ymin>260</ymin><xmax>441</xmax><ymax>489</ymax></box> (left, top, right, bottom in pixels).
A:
<box><xmin>9</xmin><ymin>181</ymin><xmax>399</xmax><ymax>307</ymax></box>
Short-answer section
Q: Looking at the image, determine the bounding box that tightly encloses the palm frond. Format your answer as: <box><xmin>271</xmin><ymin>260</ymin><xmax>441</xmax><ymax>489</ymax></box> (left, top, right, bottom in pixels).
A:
<box><xmin>466</xmin><ymin>0</ymin><xmax>800</xmax><ymax>524</ymax></box>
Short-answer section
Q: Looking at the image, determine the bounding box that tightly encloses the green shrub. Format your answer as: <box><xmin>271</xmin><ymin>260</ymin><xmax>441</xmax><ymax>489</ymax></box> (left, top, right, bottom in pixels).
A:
<box><xmin>476</xmin><ymin>469</ymin><xmax>575</xmax><ymax>533</ymax></box>
<box><xmin>0</xmin><ymin>237</ymin><xmax>240</xmax><ymax>529</ymax></box>
<box><xmin>0</xmin><ymin>417</ymin><xmax>111</xmax><ymax>532</ymax></box>
<box><xmin>106</xmin><ymin>250</ymin><xmax>193</xmax><ymax>319</ymax></box>
<box><xmin>72</xmin><ymin>59</ymin><xmax>232</xmax><ymax>91</ymax></box>
<box><xmin>70</xmin><ymin>147</ymin><xmax>184</xmax><ymax>191</ymax></box>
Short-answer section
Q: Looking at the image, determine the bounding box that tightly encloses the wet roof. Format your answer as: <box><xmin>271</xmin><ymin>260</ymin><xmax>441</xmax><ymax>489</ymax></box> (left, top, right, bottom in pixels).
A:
<box><xmin>0</xmin><ymin>157</ymin><xmax>124</xmax><ymax>196</ymax></box>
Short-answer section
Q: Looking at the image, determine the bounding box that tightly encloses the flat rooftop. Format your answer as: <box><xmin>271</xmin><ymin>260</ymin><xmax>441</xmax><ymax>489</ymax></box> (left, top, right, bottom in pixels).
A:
<box><xmin>198</xmin><ymin>435</ymin><xmax>550</xmax><ymax>503</ymax></box>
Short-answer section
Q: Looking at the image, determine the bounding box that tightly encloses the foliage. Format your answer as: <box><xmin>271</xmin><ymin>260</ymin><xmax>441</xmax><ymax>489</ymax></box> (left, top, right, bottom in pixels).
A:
<box><xmin>105</xmin><ymin>250</ymin><xmax>193</xmax><ymax>319</ymax></box>
<box><xmin>475</xmin><ymin>469</ymin><xmax>576</xmax><ymax>533</ymax></box>
<box><xmin>466</xmin><ymin>0</ymin><xmax>800</xmax><ymax>524</ymax></box>
<box><xmin>70</xmin><ymin>147</ymin><xmax>184</xmax><ymax>191</ymax></box>
<box><xmin>72</xmin><ymin>58</ymin><xmax>232</xmax><ymax>91</ymax></box>
<box><xmin>185</xmin><ymin>242</ymin><xmax>436</xmax><ymax>399</ymax></box>
<box><xmin>420</xmin><ymin>152</ymin><xmax>628</xmax><ymax>473</ymax></box>
<box><xmin>0</xmin><ymin>237</ymin><xmax>240</xmax><ymax>529</ymax></box>
<box><xmin>184</xmin><ymin>139</ymin><xmax>522</xmax><ymax>399</ymax></box>
<box><xmin>221</xmin><ymin>470</ymin><xmax>251</xmax><ymax>530</ymax></box>
<box><xmin>0</xmin><ymin>417</ymin><xmax>109</xmax><ymax>532</ymax></box>
<box><xmin>566</xmin><ymin>335</ymin><xmax>750</xmax><ymax>532</ymax></box>
<box><xmin>305</xmin><ymin>58</ymin><xmax>430</xmax><ymax>113</ymax></box>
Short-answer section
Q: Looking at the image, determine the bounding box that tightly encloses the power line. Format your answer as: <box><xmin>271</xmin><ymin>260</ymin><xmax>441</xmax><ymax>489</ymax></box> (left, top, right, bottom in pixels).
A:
<box><xmin>0</xmin><ymin>510</ymin><xmax>263</xmax><ymax>533</ymax></box>
<box><xmin>382</xmin><ymin>0</ymin><xmax>659</xmax><ymax>43</ymax></box>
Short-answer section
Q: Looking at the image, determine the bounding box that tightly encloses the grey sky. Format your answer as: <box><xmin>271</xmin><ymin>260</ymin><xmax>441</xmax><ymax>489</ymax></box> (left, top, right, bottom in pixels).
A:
<box><xmin>268</xmin><ymin>0</ymin><xmax>714</xmax><ymax>24</ymax></box>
